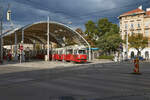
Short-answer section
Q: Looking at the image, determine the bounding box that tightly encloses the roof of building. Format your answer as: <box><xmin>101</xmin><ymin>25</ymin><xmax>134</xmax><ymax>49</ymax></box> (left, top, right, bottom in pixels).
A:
<box><xmin>120</xmin><ymin>8</ymin><xmax>145</xmax><ymax>17</ymax></box>
<box><xmin>146</xmin><ymin>11</ymin><xmax>150</xmax><ymax>16</ymax></box>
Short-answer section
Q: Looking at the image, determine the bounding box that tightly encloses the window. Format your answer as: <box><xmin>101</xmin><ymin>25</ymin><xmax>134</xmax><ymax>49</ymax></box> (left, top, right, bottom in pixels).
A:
<box><xmin>125</xmin><ymin>23</ymin><xmax>128</xmax><ymax>29</ymax></box>
<box><xmin>119</xmin><ymin>22</ymin><xmax>122</xmax><ymax>27</ymax></box>
<box><xmin>131</xmin><ymin>32</ymin><xmax>134</xmax><ymax>35</ymax></box>
<box><xmin>131</xmin><ymin>51</ymin><xmax>134</xmax><ymax>59</ymax></box>
<box><xmin>145</xmin><ymin>51</ymin><xmax>149</xmax><ymax>60</ymax></box>
<box><xmin>131</xmin><ymin>23</ymin><xmax>134</xmax><ymax>29</ymax></box>
<box><xmin>137</xmin><ymin>22</ymin><xmax>140</xmax><ymax>28</ymax></box>
<box><xmin>66</xmin><ymin>49</ymin><xmax>72</xmax><ymax>54</ymax></box>
<box><xmin>145</xmin><ymin>22</ymin><xmax>150</xmax><ymax>27</ymax></box>
<box><xmin>78</xmin><ymin>50</ymin><xmax>86</xmax><ymax>54</ymax></box>
<box><xmin>145</xmin><ymin>30</ymin><xmax>149</xmax><ymax>37</ymax></box>
<box><xmin>138</xmin><ymin>30</ymin><xmax>141</xmax><ymax>34</ymax></box>
<box><xmin>74</xmin><ymin>50</ymin><xmax>77</xmax><ymax>54</ymax></box>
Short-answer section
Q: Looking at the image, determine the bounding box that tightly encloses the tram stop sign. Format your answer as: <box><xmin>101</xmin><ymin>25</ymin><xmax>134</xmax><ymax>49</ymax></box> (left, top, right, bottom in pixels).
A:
<box><xmin>20</xmin><ymin>45</ymin><xmax>23</xmax><ymax>51</ymax></box>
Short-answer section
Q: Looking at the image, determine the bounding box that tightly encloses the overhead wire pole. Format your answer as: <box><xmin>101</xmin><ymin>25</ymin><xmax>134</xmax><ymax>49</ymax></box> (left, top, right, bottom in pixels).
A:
<box><xmin>126</xmin><ymin>32</ymin><xmax>128</xmax><ymax>60</ymax></box>
<box><xmin>47</xmin><ymin>16</ymin><xmax>50</xmax><ymax>61</ymax></box>
<box><xmin>0</xmin><ymin>6</ymin><xmax>3</xmax><ymax>64</ymax></box>
<box><xmin>7</xmin><ymin>4</ymin><xmax>18</xmax><ymax>61</ymax></box>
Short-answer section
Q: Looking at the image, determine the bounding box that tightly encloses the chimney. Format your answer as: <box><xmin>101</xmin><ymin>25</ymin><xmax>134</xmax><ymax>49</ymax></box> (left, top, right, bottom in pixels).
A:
<box><xmin>146</xmin><ymin>8</ymin><xmax>150</xmax><ymax>11</ymax></box>
<box><xmin>138</xmin><ymin>5</ymin><xmax>142</xmax><ymax>10</ymax></box>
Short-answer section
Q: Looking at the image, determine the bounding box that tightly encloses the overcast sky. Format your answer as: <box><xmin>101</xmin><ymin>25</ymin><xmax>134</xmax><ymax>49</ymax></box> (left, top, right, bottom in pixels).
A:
<box><xmin>0</xmin><ymin>0</ymin><xmax>150</xmax><ymax>31</ymax></box>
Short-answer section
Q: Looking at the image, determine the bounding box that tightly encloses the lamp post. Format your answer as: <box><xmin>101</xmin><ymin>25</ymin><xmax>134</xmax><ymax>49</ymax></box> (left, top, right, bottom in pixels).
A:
<box><xmin>0</xmin><ymin>6</ymin><xmax>3</xmax><ymax>63</ymax></box>
<box><xmin>7</xmin><ymin>4</ymin><xmax>18</xmax><ymax>61</ymax></box>
<box><xmin>47</xmin><ymin>16</ymin><xmax>50</xmax><ymax>61</ymax></box>
<box><xmin>126</xmin><ymin>31</ymin><xmax>128</xmax><ymax>60</ymax></box>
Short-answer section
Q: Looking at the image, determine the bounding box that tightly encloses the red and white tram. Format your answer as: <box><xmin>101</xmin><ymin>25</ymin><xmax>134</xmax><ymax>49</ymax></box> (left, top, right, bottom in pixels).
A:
<box><xmin>53</xmin><ymin>45</ymin><xmax>87</xmax><ymax>63</ymax></box>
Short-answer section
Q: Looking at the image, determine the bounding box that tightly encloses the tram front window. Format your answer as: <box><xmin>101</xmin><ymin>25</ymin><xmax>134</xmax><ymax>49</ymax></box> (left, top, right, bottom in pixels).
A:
<box><xmin>67</xmin><ymin>50</ymin><xmax>73</xmax><ymax>54</ymax></box>
<box><xmin>78</xmin><ymin>50</ymin><xmax>86</xmax><ymax>54</ymax></box>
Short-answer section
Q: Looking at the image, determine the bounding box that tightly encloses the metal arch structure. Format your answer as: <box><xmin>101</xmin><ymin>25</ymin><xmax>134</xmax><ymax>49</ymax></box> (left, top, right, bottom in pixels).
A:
<box><xmin>20</xmin><ymin>21</ymin><xmax>86</xmax><ymax>45</ymax></box>
<box><xmin>2</xmin><ymin>21</ymin><xmax>91</xmax><ymax>60</ymax></box>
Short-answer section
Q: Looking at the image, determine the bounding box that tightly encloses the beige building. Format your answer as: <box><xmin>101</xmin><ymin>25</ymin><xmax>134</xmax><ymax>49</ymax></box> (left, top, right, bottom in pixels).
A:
<box><xmin>119</xmin><ymin>6</ymin><xmax>150</xmax><ymax>59</ymax></box>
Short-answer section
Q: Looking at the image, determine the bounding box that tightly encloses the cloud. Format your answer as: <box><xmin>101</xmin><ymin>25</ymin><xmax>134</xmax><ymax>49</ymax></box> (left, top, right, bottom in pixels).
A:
<box><xmin>1</xmin><ymin>0</ymin><xmax>150</xmax><ymax>31</ymax></box>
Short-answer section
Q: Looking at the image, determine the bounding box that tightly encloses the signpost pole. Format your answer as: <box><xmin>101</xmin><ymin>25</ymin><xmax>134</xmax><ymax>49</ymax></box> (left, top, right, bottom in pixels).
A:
<box><xmin>0</xmin><ymin>6</ymin><xmax>3</xmax><ymax>64</ymax></box>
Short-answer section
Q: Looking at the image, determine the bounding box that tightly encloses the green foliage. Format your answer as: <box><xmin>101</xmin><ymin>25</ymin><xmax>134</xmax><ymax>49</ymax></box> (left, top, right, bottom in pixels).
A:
<box><xmin>35</xmin><ymin>44</ymin><xmax>41</xmax><ymax>50</ymax></box>
<box><xmin>85</xmin><ymin>20</ymin><xmax>99</xmax><ymax>42</ymax></box>
<box><xmin>97</xmin><ymin>55</ymin><xmax>113</xmax><ymax>59</ymax></box>
<box><xmin>97</xmin><ymin>18</ymin><xmax>111</xmax><ymax>35</ymax></box>
<box><xmin>84</xmin><ymin>18</ymin><xmax>123</xmax><ymax>54</ymax></box>
<box><xmin>128</xmin><ymin>33</ymin><xmax>148</xmax><ymax>52</ymax></box>
<box><xmin>109</xmin><ymin>24</ymin><xmax>120</xmax><ymax>34</ymax></box>
<box><xmin>65</xmin><ymin>38</ymin><xmax>76</xmax><ymax>46</ymax></box>
<box><xmin>96</xmin><ymin>33</ymin><xmax>123</xmax><ymax>53</ymax></box>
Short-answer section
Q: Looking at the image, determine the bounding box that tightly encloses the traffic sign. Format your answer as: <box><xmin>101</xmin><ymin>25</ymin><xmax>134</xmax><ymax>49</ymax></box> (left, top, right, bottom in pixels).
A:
<box><xmin>20</xmin><ymin>45</ymin><xmax>23</xmax><ymax>50</ymax></box>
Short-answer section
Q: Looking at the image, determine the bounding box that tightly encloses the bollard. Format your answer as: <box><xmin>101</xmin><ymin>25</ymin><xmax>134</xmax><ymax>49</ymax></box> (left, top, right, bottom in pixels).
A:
<box><xmin>133</xmin><ymin>57</ymin><xmax>140</xmax><ymax>74</ymax></box>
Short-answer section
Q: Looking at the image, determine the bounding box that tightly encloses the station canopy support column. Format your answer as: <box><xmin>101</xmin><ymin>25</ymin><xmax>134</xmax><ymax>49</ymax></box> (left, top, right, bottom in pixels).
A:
<box><xmin>14</xmin><ymin>32</ymin><xmax>18</xmax><ymax>61</ymax></box>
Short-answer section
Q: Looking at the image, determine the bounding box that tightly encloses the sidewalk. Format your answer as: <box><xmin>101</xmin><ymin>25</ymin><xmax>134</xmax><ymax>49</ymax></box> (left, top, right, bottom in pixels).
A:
<box><xmin>0</xmin><ymin>59</ymin><xmax>113</xmax><ymax>75</ymax></box>
<box><xmin>1</xmin><ymin>59</ymin><xmax>114</xmax><ymax>69</ymax></box>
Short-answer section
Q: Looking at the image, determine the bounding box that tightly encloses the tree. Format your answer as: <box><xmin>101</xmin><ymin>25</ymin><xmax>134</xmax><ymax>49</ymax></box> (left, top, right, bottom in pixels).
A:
<box><xmin>97</xmin><ymin>18</ymin><xmax>111</xmax><ymax>36</ymax></box>
<box><xmin>96</xmin><ymin>18</ymin><xmax>122</xmax><ymax>54</ymax></box>
<box><xmin>85</xmin><ymin>20</ymin><xmax>99</xmax><ymax>42</ymax></box>
<box><xmin>97</xmin><ymin>33</ymin><xmax>123</xmax><ymax>55</ymax></box>
<box><xmin>84</xmin><ymin>18</ymin><xmax>123</xmax><ymax>54</ymax></box>
<box><xmin>75</xmin><ymin>28</ymin><xmax>85</xmax><ymax>36</ymax></box>
<box><xmin>76</xmin><ymin>28</ymin><xmax>96</xmax><ymax>47</ymax></box>
<box><xmin>128</xmin><ymin>33</ymin><xmax>148</xmax><ymax>55</ymax></box>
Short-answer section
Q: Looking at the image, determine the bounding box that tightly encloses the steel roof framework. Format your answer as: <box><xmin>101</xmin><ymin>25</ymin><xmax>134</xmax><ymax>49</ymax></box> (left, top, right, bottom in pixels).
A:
<box><xmin>2</xmin><ymin>21</ymin><xmax>91</xmax><ymax>60</ymax></box>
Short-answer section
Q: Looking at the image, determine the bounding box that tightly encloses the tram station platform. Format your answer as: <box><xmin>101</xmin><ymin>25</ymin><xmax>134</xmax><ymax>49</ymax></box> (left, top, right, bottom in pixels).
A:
<box><xmin>0</xmin><ymin>59</ymin><xmax>113</xmax><ymax>73</ymax></box>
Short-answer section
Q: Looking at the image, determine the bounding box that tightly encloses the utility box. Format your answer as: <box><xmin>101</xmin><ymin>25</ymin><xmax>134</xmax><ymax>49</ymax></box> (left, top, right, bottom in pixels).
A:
<box><xmin>45</xmin><ymin>55</ymin><xmax>50</xmax><ymax>61</ymax></box>
<box><xmin>45</xmin><ymin>55</ymin><xmax>48</xmax><ymax>61</ymax></box>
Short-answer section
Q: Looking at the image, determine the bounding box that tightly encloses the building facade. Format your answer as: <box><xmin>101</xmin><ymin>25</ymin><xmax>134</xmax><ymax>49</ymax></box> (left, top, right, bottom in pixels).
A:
<box><xmin>119</xmin><ymin>6</ymin><xmax>150</xmax><ymax>59</ymax></box>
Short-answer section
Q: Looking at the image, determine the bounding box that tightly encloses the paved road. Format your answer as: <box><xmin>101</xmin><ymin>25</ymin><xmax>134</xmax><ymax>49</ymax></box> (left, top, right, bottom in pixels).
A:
<box><xmin>0</xmin><ymin>61</ymin><xmax>150</xmax><ymax>100</ymax></box>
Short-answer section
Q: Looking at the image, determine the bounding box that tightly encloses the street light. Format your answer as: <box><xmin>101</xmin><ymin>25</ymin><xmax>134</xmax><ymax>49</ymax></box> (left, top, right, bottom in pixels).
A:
<box><xmin>47</xmin><ymin>16</ymin><xmax>50</xmax><ymax>61</ymax></box>
<box><xmin>7</xmin><ymin>4</ymin><xmax>18</xmax><ymax>61</ymax></box>
<box><xmin>126</xmin><ymin>31</ymin><xmax>128</xmax><ymax>60</ymax></box>
<box><xmin>0</xmin><ymin>6</ymin><xmax>3</xmax><ymax>63</ymax></box>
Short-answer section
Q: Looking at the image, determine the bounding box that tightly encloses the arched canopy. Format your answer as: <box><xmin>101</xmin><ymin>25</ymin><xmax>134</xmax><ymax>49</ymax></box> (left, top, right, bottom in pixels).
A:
<box><xmin>2</xmin><ymin>21</ymin><xmax>89</xmax><ymax>47</ymax></box>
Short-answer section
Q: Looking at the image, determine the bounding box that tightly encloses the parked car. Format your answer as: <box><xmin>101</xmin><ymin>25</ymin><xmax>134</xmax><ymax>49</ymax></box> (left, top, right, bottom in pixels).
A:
<box><xmin>134</xmin><ymin>56</ymin><xmax>145</xmax><ymax>61</ymax></box>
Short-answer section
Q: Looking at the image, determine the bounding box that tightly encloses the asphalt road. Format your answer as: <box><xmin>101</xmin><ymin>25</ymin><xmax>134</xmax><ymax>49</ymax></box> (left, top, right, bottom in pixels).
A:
<box><xmin>0</xmin><ymin>61</ymin><xmax>150</xmax><ymax>100</ymax></box>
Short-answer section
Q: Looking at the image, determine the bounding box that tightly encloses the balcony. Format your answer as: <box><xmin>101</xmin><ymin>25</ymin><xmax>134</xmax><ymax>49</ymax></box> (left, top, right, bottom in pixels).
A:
<box><xmin>124</xmin><ymin>29</ymin><xmax>127</xmax><ymax>32</ymax></box>
<box><xmin>130</xmin><ymin>28</ymin><xmax>134</xmax><ymax>31</ymax></box>
<box><xmin>145</xmin><ymin>26</ymin><xmax>150</xmax><ymax>29</ymax></box>
<box><xmin>136</xmin><ymin>27</ymin><xmax>141</xmax><ymax>30</ymax></box>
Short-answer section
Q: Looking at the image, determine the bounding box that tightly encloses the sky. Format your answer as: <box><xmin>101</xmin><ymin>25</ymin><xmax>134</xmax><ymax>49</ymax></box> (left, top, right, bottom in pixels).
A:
<box><xmin>0</xmin><ymin>0</ymin><xmax>150</xmax><ymax>31</ymax></box>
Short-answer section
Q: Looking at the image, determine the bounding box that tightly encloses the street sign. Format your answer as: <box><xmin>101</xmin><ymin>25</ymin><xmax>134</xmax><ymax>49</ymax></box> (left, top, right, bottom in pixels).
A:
<box><xmin>20</xmin><ymin>45</ymin><xmax>23</xmax><ymax>50</ymax></box>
